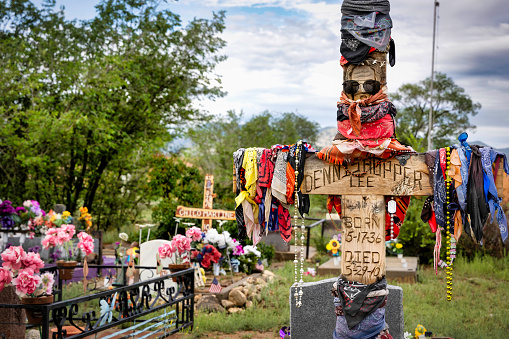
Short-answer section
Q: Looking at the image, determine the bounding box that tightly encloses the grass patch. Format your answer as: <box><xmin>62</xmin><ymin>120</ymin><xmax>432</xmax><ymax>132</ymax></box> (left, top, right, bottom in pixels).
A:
<box><xmin>395</xmin><ymin>255</ymin><xmax>509</xmax><ymax>338</ymax></box>
<box><xmin>187</xmin><ymin>255</ymin><xmax>509</xmax><ymax>339</ymax></box>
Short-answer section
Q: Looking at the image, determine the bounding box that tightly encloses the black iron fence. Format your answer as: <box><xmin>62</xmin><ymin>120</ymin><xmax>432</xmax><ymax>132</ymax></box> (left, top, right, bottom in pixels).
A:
<box><xmin>0</xmin><ymin>265</ymin><xmax>194</xmax><ymax>339</ymax></box>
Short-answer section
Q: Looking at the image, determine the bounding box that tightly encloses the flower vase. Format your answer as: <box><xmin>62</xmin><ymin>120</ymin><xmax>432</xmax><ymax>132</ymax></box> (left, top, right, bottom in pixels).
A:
<box><xmin>56</xmin><ymin>260</ymin><xmax>78</xmax><ymax>280</ymax></box>
<box><xmin>213</xmin><ymin>263</ymin><xmax>220</xmax><ymax>276</ymax></box>
<box><xmin>168</xmin><ymin>263</ymin><xmax>190</xmax><ymax>282</ymax></box>
<box><xmin>397</xmin><ymin>254</ymin><xmax>403</xmax><ymax>259</ymax></box>
<box><xmin>232</xmin><ymin>265</ymin><xmax>239</xmax><ymax>273</ymax></box>
<box><xmin>21</xmin><ymin>295</ymin><xmax>54</xmax><ymax>324</ymax></box>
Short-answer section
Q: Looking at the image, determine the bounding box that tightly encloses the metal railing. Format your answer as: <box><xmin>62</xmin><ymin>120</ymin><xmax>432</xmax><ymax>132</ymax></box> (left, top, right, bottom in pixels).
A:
<box><xmin>0</xmin><ymin>265</ymin><xmax>194</xmax><ymax>339</ymax></box>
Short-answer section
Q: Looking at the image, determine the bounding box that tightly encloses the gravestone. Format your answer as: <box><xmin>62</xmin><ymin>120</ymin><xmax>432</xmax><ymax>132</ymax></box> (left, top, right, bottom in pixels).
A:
<box><xmin>290</xmin><ymin>278</ymin><xmax>403</xmax><ymax>339</ymax></box>
<box><xmin>139</xmin><ymin>240</ymin><xmax>177</xmax><ymax>291</ymax></box>
<box><xmin>258</xmin><ymin>231</ymin><xmax>290</xmax><ymax>252</ymax></box>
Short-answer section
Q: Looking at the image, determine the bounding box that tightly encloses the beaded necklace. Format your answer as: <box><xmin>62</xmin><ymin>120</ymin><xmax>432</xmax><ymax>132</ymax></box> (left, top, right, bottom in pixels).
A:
<box><xmin>445</xmin><ymin>146</ymin><xmax>454</xmax><ymax>301</ymax></box>
<box><xmin>293</xmin><ymin>141</ymin><xmax>305</xmax><ymax>307</ymax></box>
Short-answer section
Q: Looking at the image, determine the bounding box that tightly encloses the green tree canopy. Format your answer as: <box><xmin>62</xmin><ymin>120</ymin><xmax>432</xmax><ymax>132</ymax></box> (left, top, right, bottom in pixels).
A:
<box><xmin>391</xmin><ymin>72</ymin><xmax>481</xmax><ymax>151</ymax></box>
<box><xmin>0</xmin><ymin>0</ymin><xmax>226</xmax><ymax>229</ymax></box>
<box><xmin>184</xmin><ymin>110</ymin><xmax>320</xmax><ymax>208</ymax></box>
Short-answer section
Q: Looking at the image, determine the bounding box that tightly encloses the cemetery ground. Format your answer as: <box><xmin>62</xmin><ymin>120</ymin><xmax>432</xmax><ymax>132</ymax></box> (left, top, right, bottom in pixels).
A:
<box><xmin>96</xmin><ymin>201</ymin><xmax>509</xmax><ymax>339</ymax></box>
<box><xmin>92</xmin><ymin>244</ymin><xmax>509</xmax><ymax>338</ymax></box>
<box><xmin>171</xmin><ymin>256</ymin><xmax>509</xmax><ymax>339</ymax></box>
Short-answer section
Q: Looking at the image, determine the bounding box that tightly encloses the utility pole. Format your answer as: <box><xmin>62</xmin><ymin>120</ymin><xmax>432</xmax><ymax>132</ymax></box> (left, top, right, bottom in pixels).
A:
<box><xmin>427</xmin><ymin>0</ymin><xmax>439</xmax><ymax>151</ymax></box>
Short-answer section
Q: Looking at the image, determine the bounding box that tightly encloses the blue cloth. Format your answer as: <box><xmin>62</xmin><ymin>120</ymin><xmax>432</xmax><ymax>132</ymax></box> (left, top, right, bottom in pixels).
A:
<box><xmin>333</xmin><ymin>307</ymin><xmax>386</xmax><ymax>339</ymax></box>
<box><xmin>433</xmin><ymin>152</ymin><xmax>446</xmax><ymax>228</ymax></box>
<box><xmin>458</xmin><ymin>132</ymin><xmax>472</xmax><ymax>164</ymax></box>
<box><xmin>454</xmin><ymin>145</ymin><xmax>469</xmax><ymax>212</ymax></box>
<box><xmin>479</xmin><ymin>147</ymin><xmax>509</xmax><ymax>242</ymax></box>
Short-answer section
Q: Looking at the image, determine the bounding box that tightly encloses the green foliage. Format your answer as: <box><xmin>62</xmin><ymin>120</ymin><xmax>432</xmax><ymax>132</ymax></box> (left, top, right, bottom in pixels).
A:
<box><xmin>391</xmin><ymin>72</ymin><xmax>481</xmax><ymax>149</ymax></box>
<box><xmin>311</xmin><ymin>235</ymin><xmax>329</xmax><ymax>255</ymax></box>
<box><xmin>0</xmin><ymin>0</ymin><xmax>226</xmax><ymax>230</ymax></box>
<box><xmin>256</xmin><ymin>242</ymin><xmax>276</xmax><ymax>265</ymax></box>
<box><xmin>399</xmin><ymin>256</ymin><xmax>509</xmax><ymax>339</ymax></box>
<box><xmin>147</xmin><ymin>154</ymin><xmax>203</xmax><ymax>239</ymax></box>
<box><xmin>397</xmin><ymin>197</ymin><xmax>436</xmax><ymax>263</ymax></box>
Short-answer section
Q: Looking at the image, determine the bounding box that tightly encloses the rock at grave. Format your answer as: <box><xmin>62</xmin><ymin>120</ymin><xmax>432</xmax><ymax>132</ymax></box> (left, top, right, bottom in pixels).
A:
<box><xmin>26</xmin><ymin>329</ymin><xmax>41</xmax><ymax>339</ymax></box>
<box><xmin>255</xmin><ymin>277</ymin><xmax>267</xmax><ymax>285</ymax></box>
<box><xmin>221</xmin><ymin>300</ymin><xmax>235</xmax><ymax>309</ymax></box>
<box><xmin>245</xmin><ymin>300</ymin><xmax>253</xmax><ymax>308</ymax></box>
<box><xmin>196</xmin><ymin>295</ymin><xmax>224</xmax><ymax>313</ymax></box>
<box><xmin>262</xmin><ymin>270</ymin><xmax>275</xmax><ymax>276</ymax></box>
<box><xmin>228</xmin><ymin>307</ymin><xmax>244</xmax><ymax>314</ymax></box>
<box><xmin>0</xmin><ymin>286</ymin><xmax>25</xmax><ymax>339</ymax></box>
<box><xmin>228</xmin><ymin>289</ymin><xmax>247</xmax><ymax>307</ymax></box>
<box><xmin>53</xmin><ymin>204</ymin><xmax>66</xmax><ymax>214</ymax></box>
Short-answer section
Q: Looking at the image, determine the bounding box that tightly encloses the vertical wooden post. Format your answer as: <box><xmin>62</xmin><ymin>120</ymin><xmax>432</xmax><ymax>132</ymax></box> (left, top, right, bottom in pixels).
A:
<box><xmin>341</xmin><ymin>195</ymin><xmax>386</xmax><ymax>284</ymax></box>
<box><xmin>202</xmin><ymin>175</ymin><xmax>215</xmax><ymax>231</ymax></box>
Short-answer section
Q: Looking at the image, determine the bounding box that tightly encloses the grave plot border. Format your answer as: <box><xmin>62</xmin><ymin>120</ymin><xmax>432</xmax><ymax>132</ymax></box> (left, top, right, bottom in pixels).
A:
<box><xmin>0</xmin><ymin>266</ymin><xmax>195</xmax><ymax>339</ymax></box>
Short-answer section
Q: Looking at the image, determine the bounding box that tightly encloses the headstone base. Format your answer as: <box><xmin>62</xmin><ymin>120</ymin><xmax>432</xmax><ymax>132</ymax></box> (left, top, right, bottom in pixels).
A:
<box><xmin>290</xmin><ymin>278</ymin><xmax>404</xmax><ymax>339</ymax></box>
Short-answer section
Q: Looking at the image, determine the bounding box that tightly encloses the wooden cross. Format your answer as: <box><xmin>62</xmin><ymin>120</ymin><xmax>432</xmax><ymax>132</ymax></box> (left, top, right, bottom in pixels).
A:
<box><xmin>202</xmin><ymin>174</ymin><xmax>216</xmax><ymax>231</ymax></box>
<box><xmin>301</xmin><ymin>153</ymin><xmax>505</xmax><ymax>284</ymax></box>
<box><xmin>175</xmin><ymin>174</ymin><xmax>235</xmax><ymax>231</ymax></box>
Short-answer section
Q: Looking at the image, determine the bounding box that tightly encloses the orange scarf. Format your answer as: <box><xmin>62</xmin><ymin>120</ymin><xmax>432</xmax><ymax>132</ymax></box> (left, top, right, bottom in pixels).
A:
<box><xmin>338</xmin><ymin>90</ymin><xmax>388</xmax><ymax>136</ymax></box>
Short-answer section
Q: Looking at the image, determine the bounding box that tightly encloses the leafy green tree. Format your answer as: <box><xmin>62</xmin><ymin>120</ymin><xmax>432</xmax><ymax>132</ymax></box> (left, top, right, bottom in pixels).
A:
<box><xmin>185</xmin><ymin>110</ymin><xmax>320</xmax><ymax>209</ymax></box>
<box><xmin>0</xmin><ymin>0</ymin><xmax>226</xmax><ymax>229</ymax></box>
<box><xmin>391</xmin><ymin>72</ymin><xmax>481</xmax><ymax>150</ymax></box>
<box><xmin>147</xmin><ymin>154</ymin><xmax>203</xmax><ymax>239</ymax></box>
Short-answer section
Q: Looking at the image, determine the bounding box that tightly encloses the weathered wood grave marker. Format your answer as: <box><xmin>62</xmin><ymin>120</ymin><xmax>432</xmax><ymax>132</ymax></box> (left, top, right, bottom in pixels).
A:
<box><xmin>301</xmin><ymin>153</ymin><xmax>504</xmax><ymax>284</ymax></box>
<box><xmin>175</xmin><ymin>175</ymin><xmax>235</xmax><ymax>231</ymax></box>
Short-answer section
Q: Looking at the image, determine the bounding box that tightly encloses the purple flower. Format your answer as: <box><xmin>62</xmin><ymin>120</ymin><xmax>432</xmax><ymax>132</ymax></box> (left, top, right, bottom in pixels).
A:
<box><xmin>28</xmin><ymin>246</ymin><xmax>41</xmax><ymax>254</ymax></box>
<box><xmin>30</xmin><ymin>200</ymin><xmax>42</xmax><ymax>215</ymax></box>
<box><xmin>0</xmin><ymin>216</ymin><xmax>14</xmax><ymax>229</ymax></box>
<box><xmin>5</xmin><ymin>242</ymin><xmax>12</xmax><ymax>249</ymax></box>
<box><xmin>50</xmin><ymin>249</ymin><xmax>62</xmax><ymax>261</ymax></box>
<box><xmin>15</xmin><ymin>206</ymin><xmax>27</xmax><ymax>214</ymax></box>
<box><xmin>0</xmin><ymin>200</ymin><xmax>16</xmax><ymax>215</ymax></box>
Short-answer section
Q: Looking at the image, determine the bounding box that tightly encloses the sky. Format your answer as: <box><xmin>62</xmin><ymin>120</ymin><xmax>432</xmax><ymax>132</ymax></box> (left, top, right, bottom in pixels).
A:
<box><xmin>33</xmin><ymin>0</ymin><xmax>509</xmax><ymax>148</ymax></box>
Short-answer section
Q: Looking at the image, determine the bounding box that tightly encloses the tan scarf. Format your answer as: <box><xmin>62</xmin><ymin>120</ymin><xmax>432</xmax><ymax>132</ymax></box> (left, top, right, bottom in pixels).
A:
<box><xmin>338</xmin><ymin>89</ymin><xmax>388</xmax><ymax>136</ymax></box>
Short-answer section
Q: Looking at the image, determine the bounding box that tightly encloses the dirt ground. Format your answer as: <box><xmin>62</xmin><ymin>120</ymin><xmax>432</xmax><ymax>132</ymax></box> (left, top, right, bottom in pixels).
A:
<box><xmin>168</xmin><ymin>331</ymin><xmax>280</xmax><ymax>339</ymax></box>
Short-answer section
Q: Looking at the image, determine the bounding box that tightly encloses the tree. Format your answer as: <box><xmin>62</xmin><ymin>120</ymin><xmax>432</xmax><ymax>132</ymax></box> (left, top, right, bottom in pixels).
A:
<box><xmin>0</xmin><ymin>0</ymin><xmax>226</xmax><ymax>229</ymax></box>
<box><xmin>184</xmin><ymin>110</ymin><xmax>320</xmax><ymax>209</ymax></box>
<box><xmin>391</xmin><ymin>72</ymin><xmax>481</xmax><ymax>151</ymax></box>
<box><xmin>147</xmin><ymin>154</ymin><xmax>203</xmax><ymax>239</ymax></box>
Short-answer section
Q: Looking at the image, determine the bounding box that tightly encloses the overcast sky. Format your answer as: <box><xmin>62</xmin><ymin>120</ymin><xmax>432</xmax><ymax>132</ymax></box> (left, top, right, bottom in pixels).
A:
<box><xmin>34</xmin><ymin>0</ymin><xmax>509</xmax><ymax>148</ymax></box>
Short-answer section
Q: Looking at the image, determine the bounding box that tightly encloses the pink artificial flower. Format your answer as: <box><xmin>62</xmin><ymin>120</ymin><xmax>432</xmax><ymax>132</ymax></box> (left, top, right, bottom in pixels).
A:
<box><xmin>77</xmin><ymin>232</ymin><xmax>94</xmax><ymax>255</ymax></box>
<box><xmin>78</xmin><ymin>240</ymin><xmax>94</xmax><ymax>255</ymax></box>
<box><xmin>12</xmin><ymin>269</ymin><xmax>42</xmax><ymax>297</ymax></box>
<box><xmin>232</xmin><ymin>245</ymin><xmax>244</xmax><ymax>256</ymax></box>
<box><xmin>29</xmin><ymin>232</ymin><xmax>35</xmax><ymax>240</ymax></box>
<box><xmin>21</xmin><ymin>252</ymin><xmax>45</xmax><ymax>273</ymax></box>
<box><xmin>0</xmin><ymin>267</ymin><xmax>13</xmax><ymax>293</ymax></box>
<box><xmin>1</xmin><ymin>246</ymin><xmax>26</xmax><ymax>271</ymax></box>
<box><xmin>61</xmin><ymin>224</ymin><xmax>75</xmax><ymax>238</ymax></box>
<box><xmin>171</xmin><ymin>234</ymin><xmax>191</xmax><ymax>255</ymax></box>
<box><xmin>77</xmin><ymin>232</ymin><xmax>93</xmax><ymax>243</ymax></box>
<box><xmin>158</xmin><ymin>243</ymin><xmax>176</xmax><ymax>259</ymax></box>
<box><xmin>57</xmin><ymin>229</ymin><xmax>71</xmax><ymax>244</ymax></box>
<box><xmin>42</xmin><ymin>234</ymin><xmax>58</xmax><ymax>249</ymax></box>
<box><xmin>40</xmin><ymin>272</ymin><xmax>55</xmax><ymax>294</ymax></box>
<box><xmin>185</xmin><ymin>227</ymin><xmax>203</xmax><ymax>242</ymax></box>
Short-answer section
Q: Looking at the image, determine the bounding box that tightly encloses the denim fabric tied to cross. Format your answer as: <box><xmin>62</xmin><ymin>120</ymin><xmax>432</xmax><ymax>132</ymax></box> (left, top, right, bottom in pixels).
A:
<box><xmin>479</xmin><ymin>147</ymin><xmax>509</xmax><ymax>242</ymax></box>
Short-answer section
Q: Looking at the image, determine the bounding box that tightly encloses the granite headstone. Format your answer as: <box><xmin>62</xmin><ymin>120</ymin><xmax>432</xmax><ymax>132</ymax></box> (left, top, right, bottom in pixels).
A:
<box><xmin>290</xmin><ymin>278</ymin><xmax>404</xmax><ymax>339</ymax></box>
